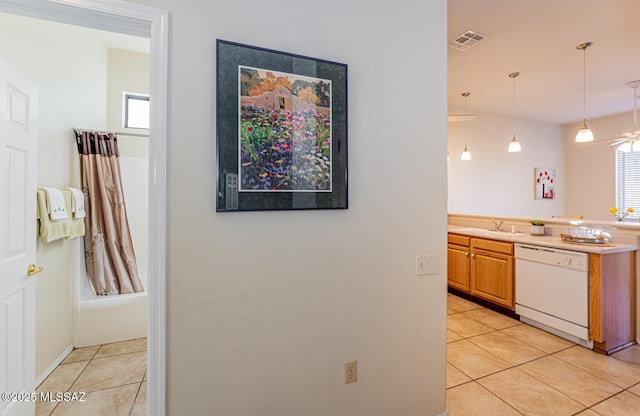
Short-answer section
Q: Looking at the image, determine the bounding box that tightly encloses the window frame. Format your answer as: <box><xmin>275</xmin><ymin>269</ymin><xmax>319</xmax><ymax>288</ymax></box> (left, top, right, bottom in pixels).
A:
<box><xmin>615</xmin><ymin>148</ymin><xmax>640</xmax><ymax>220</ymax></box>
<box><xmin>123</xmin><ymin>92</ymin><xmax>150</xmax><ymax>130</ymax></box>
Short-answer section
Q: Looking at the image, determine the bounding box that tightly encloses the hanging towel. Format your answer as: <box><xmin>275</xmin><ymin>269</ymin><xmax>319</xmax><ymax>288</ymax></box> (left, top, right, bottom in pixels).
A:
<box><xmin>36</xmin><ymin>189</ymin><xmax>85</xmax><ymax>243</ymax></box>
<box><xmin>41</xmin><ymin>187</ymin><xmax>69</xmax><ymax>220</ymax></box>
<box><xmin>64</xmin><ymin>187</ymin><xmax>86</xmax><ymax>218</ymax></box>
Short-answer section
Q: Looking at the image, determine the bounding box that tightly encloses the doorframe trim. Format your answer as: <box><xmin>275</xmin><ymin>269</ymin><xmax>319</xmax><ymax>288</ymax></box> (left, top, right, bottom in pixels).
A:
<box><xmin>0</xmin><ymin>1</ymin><xmax>169</xmax><ymax>415</ymax></box>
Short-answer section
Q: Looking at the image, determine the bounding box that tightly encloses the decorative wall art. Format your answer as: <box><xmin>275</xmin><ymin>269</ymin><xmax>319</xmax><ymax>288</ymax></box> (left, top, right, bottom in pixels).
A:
<box><xmin>534</xmin><ymin>167</ymin><xmax>555</xmax><ymax>200</ymax></box>
<box><xmin>216</xmin><ymin>40</ymin><xmax>348</xmax><ymax>211</ymax></box>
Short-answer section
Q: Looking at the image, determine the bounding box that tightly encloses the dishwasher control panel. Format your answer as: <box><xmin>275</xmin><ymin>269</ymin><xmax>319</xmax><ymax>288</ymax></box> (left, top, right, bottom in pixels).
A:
<box><xmin>514</xmin><ymin>244</ymin><xmax>589</xmax><ymax>272</ymax></box>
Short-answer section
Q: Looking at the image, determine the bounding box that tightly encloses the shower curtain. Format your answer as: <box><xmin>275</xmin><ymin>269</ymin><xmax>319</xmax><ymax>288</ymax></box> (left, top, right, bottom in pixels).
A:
<box><xmin>74</xmin><ymin>130</ymin><xmax>144</xmax><ymax>295</ymax></box>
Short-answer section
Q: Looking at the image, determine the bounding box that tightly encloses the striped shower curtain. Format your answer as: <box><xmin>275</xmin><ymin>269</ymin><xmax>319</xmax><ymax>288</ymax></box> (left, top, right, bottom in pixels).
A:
<box><xmin>74</xmin><ymin>130</ymin><xmax>143</xmax><ymax>295</ymax></box>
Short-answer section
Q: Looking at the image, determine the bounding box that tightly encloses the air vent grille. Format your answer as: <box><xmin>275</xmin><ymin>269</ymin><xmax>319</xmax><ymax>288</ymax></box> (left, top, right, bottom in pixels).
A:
<box><xmin>448</xmin><ymin>30</ymin><xmax>486</xmax><ymax>51</ymax></box>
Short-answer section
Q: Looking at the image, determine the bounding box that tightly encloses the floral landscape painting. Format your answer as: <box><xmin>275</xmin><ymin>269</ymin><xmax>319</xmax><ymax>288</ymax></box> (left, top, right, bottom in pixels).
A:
<box><xmin>238</xmin><ymin>66</ymin><xmax>332</xmax><ymax>192</ymax></box>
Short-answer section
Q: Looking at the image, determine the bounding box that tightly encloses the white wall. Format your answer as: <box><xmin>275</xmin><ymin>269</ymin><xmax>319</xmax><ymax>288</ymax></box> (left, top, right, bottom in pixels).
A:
<box><xmin>448</xmin><ymin>111</ymin><xmax>565</xmax><ymax>218</ymax></box>
<box><xmin>128</xmin><ymin>0</ymin><xmax>448</xmax><ymax>414</ymax></box>
<box><xmin>565</xmin><ymin>111</ymin><xmax>632</xmax><ymax>220</ymax></box>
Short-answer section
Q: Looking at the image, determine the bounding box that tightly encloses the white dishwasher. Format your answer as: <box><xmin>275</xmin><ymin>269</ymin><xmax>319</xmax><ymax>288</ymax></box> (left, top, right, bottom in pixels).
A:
<box><xmin>514</xmin><ymin>243</ymin><xmax>593</xmax><ymax>348</ymax></box>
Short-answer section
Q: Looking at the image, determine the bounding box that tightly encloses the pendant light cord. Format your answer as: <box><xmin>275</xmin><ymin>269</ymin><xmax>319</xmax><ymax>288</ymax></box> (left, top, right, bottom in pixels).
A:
<box><xmin>634</xmin><ymin>85</ymin><xmax>638</xmax><ymax>128</ymax></box>
<box><xmin>463</xmin><ymin>91</ymin><xmax>470</xmax><ymax>143</ymax></box>
<box><xmin>512</xmin><ymin>75</ymin><xmax>517</xmax><ymax>137</ymax></box>
<box><xmin>582</xmin><ymin>46</ymin><xmax>587</xmax><ymax>124</ymax></box>
<box><xmin>577</xmin><ymin>42</ymin><xmax>593</xmax><ymax>126</ymax></box>
<box><xmin>508</xmin><ymin>72</ymin><xmax>519</xmax><ymax>138</ymax></box>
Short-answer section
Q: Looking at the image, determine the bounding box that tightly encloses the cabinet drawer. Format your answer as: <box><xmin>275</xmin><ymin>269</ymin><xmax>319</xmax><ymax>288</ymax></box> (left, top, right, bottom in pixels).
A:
<box><xmin>448</xmin><ymin>233</ymin><xmax>470</xmax><ymax>247</ymax></box>
<box><xmin>471</xmin><ymin>238</ymin><xmax>513</xmax><ymax>255</ymax></box>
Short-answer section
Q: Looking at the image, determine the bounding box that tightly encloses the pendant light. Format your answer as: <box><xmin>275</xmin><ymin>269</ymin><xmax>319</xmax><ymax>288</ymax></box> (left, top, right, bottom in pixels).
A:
<box><xmin>575</xmin><ymin>42</ymin><xmax>594</xmax><ymax>142</ymax></box>
<box><xmin>461</xmin><ymin>144</ymin><xmax>472</xmax><ymax>160</ymax></box>
<box><xmin>507</xmin><ymin>72</ymin><xmax>522</xmax><ymax>152</ymax></box>
<box><xmin>460</xmin><ymin>92</ymin><xmax>472</xmax><ymax>160</ymax></box>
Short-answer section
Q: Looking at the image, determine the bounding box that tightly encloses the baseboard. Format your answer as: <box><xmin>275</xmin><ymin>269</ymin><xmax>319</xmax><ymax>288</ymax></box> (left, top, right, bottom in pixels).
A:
<box><xmin>436</xmin><ymin>410</ymin><xmax>448</xmax><ymax>416</ymax></box>
<box><xmin>448</xmin><ymin>287</ymin><xmax>519</xmax><ymax>319</ymax></box>
<box><xmin>35</xmin><ymin>344</ymin><xmax>74</xmax><ymax>388</ymax></box>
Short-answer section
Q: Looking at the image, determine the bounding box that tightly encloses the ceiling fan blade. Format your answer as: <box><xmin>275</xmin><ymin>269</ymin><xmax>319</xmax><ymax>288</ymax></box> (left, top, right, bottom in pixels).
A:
<box><xmin>608</xmin><ymin>139</ymin><xmax>627</xmax><ymax>147</ymax></box>
<box><xmin>613</xmin><ymin>81</ymin><xmax>640</xmax><ymax>142</ymax></box>
<box><xmin>620</xmin><ymin>127</ymin><xmax>640</xmax><ymax>138</ymax></box>
<box><xmin>447</xmin><ymin>114</ymin><xmax>476</xmax><ymax>122</ymax></box>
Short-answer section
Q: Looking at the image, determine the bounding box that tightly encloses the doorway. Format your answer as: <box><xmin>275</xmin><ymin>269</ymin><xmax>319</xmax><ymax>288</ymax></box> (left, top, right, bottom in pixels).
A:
<box><xmin>0</xmin><ymin>1</ymin><xmax>168</xmax><ymax>415</ymax></box>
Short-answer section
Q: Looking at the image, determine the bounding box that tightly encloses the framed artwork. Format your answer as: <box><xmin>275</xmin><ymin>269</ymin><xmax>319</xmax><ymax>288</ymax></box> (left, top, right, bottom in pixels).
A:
<box><xmin>216</xmin><ymin>40</ymin><xmax>348</xmax><ymax>211</ymax></box>
<box><xmin>534</xmin><ymin>167</ymin><xmax>555</xmax><ymax>200</ymax></box>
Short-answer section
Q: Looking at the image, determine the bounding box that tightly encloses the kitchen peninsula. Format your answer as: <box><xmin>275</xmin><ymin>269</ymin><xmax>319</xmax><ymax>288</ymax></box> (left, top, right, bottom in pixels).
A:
<box><xmin>448</xmin><ymin>214</ymin><xmax>638</xmax><ymax>355</ymax></box>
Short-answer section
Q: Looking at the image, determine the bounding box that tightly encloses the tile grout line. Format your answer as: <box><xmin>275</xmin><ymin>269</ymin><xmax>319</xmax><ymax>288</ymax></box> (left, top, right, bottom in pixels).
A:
<box><xmin>473</xmin><ymin>380</ymin><xmax>526</xmax><ymax>416</ymax></box>
<box><xmin>128</xmin><ymin>380</ymin><xmax>145</xmax><ymax>416</ymax></box>
<box><xmin>39</xmin><ymin>340</ymin><xmax>148</xmax><ymax>416</ymax></box>
<box><xmin>448</xmin><ymin>296</ymin><xmax>640</xmax><ymax>415</ymax></box>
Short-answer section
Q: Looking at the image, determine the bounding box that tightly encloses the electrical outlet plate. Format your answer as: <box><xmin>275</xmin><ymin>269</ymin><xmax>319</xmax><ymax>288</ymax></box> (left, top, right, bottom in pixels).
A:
<box><xmin>344</xmin><ymin>360</ymin><xmax>357</xmax><ymax>384</ymax></box>
<box><xmin>416</xmin><ymin>255</ymin><xmax>439</xmax><ymax>275</ymax></box>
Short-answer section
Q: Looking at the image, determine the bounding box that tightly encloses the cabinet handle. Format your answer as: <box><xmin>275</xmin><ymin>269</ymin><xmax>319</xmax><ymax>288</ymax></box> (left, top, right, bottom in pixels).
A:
<box><xmin>470</xmin><ymin>253</ymin><xmax>475</xmax><ymax>258</ymax></box>
<box><xmin>465</xmin><ymin>252</ymin><xmax>469</xmax><ymax>257</ymax></box>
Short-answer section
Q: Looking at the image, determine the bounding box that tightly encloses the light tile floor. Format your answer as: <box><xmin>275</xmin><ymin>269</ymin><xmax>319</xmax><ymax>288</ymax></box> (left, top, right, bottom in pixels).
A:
<box><xmin>36</xmin><ymin>338</ymin><xmax>147</xmax><ymax>416</ymax></box>
<box><xmin>36</xmin><ymin>299</ymin><xmax>640</xmax><ymax>415</ymax></box>
<box><xmin>447</xmin><ymin>294</ymin><xmax>640</xmax><ymax>416</ymax></box>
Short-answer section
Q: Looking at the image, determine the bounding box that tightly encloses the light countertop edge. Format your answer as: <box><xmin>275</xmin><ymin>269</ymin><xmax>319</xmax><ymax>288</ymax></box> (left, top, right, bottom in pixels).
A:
<box><xmin>448</xmin><ymin>225</ymin><xmax>638</xmax><ymax>254</ymax></box>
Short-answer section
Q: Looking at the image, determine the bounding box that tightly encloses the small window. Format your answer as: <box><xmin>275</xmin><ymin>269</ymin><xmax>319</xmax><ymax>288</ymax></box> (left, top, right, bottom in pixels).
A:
<box><xmin>123</xmin><ymin>92</ymin><xmax>150</xmax><ymax>129</ymax></box>
<box><xmin>615</xmin><ymin>149</ymin><xmax>640</xmax><ymax>219</ymax></box>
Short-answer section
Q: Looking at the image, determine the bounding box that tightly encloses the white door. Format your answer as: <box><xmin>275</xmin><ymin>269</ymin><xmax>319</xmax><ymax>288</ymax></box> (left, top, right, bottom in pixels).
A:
<box><xmin>0</xmin><ymin>55</ymin><xmax>38</xmax><ymax>416</ymax></box>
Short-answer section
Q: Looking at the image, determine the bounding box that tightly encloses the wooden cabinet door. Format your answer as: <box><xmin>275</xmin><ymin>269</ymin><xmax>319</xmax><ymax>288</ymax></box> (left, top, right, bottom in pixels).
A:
<box><xmin>447</xmin><ymin>244</ymin><xmax>470</xmax><ymax>292</ymax></box>
<box><xmin>470</xmin><ymin>249</ymin><xmax>514</xmax><ymax>309</ymax></box>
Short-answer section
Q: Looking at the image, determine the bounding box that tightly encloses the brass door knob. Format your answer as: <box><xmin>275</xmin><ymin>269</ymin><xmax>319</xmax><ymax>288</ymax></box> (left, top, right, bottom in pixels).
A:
<box><xmin>27</xmin><ymin>264</ymin><xmax>43</xmax><ymax>276</ymax></box>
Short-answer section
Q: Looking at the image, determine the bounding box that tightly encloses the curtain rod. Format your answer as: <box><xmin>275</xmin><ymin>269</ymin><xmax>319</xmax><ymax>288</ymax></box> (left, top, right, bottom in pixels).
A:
<box><xmin>73</xmin><ymin>127</ymin><xmax>149</xmax><ymax>138</ymax></box>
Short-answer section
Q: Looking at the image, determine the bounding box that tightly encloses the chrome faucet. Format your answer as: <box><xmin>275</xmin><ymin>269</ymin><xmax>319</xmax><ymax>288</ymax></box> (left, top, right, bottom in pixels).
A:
<box><xmin>492</xmin><ymin>220</ymin><xmax>504</xmax><ymax>231</ymax></box>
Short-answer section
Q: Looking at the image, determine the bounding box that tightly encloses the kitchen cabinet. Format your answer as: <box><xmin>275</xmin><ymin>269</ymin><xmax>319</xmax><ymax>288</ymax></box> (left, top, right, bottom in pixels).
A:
<box><xmin>589</xmin><ymin>251</ymin><xmax>636</xmax><ymax>354</ymax></box>
<box><xmin>447</xmin><ymin>234</ymin><xmax>470</xmax><ymax>292</ymax></box>
<box><xmin>448</xmin><ymin>233</ymin><xmax>515</xmax><ymax>310</ymax></box>
<box><xmin>470</xmin><ymin>238</ymin><xmax>515</xmax><ymax>310</ymax></box>
<box><xmin>448</xmin><ymin>226</ymin><xmax>637</xmax><ymax>352</ymax></box>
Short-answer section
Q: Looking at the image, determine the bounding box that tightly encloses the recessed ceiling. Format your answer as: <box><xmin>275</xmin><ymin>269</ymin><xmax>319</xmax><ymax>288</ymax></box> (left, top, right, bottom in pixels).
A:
<box><xmin>448</xmin><ymin>0</ymin><xmax>640</xmax><ymax>125</ymax></box>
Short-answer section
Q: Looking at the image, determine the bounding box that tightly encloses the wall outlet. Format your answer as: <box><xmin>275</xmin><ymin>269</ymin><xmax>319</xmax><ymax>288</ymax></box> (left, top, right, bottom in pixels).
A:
<box><xmin>416</xmin><ymin>255</ymin><xmax>439</xmax><ymax>275</ymax></box>
<box><xmin>344</xmin><ymin>360</ymin><xmax>357</xmax><ymax>384</ymax></box>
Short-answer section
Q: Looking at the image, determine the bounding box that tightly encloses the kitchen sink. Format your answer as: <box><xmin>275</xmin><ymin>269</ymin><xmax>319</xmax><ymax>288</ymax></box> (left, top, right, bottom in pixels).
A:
<box><xmin>452</xmin><ymin>227</ymin><xmax>528</xmax><ymax>238</ymax></box>
<box><xmin>483</xmin><ymin>230</ymin><xmax>528</xmax><ymax>237</ymax></box>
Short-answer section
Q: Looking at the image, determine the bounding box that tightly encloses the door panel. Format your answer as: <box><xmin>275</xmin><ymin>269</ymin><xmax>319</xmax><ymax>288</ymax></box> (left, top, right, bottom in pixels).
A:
<box><xmin>0</xmin><ymin>55</ymin><xmax>38</xmax><ymax>416</ymax></box>
<box><xmin>447</xmin><ymin>244</ymin><xmax>470</xmax><ymax>292</ymax></box>
<box><xmin>470</xmin><ymin>250</ymin><xmax>514</xmax><ymax>309</ymax></box>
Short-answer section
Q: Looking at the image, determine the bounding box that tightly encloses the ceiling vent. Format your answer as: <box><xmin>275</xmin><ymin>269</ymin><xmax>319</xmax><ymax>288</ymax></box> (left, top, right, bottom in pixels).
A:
<box><xmin>448</xmin><ymin>30</ymin><xmax>486</xmax><ymax>51</ymax></box>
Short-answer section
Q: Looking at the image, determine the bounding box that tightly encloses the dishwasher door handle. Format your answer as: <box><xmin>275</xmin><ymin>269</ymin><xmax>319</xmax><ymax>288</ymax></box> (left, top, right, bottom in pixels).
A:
<box><xmin>517</xmin><ymin>244</ymin><xmax>555</xmax><ymax>254</ymax></box>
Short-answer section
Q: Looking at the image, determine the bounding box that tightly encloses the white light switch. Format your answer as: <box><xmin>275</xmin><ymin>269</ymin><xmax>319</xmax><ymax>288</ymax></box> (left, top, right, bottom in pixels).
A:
<box><xmin>416</xmin><ymin>255</ymin><xmax>439</xmax><ymax>275</ymax></box>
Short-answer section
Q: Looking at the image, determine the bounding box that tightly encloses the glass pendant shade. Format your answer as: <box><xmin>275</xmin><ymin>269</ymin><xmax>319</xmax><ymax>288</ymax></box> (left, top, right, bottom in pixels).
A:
<box><xmin>461</xmin><ymin>144</ymin><xmax>472</xmax><ymax>160</ymax></box>
<box><xmin>508</xmin><ymin>136</ymin><xmax>522</xmax><ymax>152</ymax></box>
<box><xmin>617</xmin><ymin>141</ymin><xmax>632</xmax><ymax>152</ymax></box>
<box><xmin>617</xmin><ymin>140</ymin><xmax>640</xmax><ymax>153</ymax></box>
<box><xmin>575</xmin><ymin>122</ymin><xmax>594</xmax><ymax>142</ymax></box>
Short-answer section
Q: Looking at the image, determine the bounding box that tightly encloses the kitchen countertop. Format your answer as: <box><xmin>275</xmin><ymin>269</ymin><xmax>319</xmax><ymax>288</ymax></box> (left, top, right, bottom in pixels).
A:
<box><xmin>448</xmin><ymin>225</ymin><xmax>638</xmax><ymax>254</ymax></box>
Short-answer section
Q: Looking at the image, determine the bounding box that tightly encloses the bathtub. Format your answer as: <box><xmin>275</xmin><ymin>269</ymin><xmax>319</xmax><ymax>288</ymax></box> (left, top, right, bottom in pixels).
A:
<box><xmin>73</xmin><ymin>241</ymin><xmax>147</xmax><ymax>347</ymax></box>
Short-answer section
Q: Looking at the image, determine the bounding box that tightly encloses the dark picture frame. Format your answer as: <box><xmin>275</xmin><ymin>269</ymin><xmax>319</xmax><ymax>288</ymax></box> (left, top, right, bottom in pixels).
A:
<box><xmin>216</xmin><ymin>40</ymin><xmax>348</xmax><ymax>211</ymax></box>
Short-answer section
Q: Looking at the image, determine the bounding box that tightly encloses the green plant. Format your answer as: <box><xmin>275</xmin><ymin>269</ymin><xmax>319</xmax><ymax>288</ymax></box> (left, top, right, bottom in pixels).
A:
<box><xmin>530</xmin><ymin>220</ymin><xmax>545</xmax><ymax>226</ymax></box>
